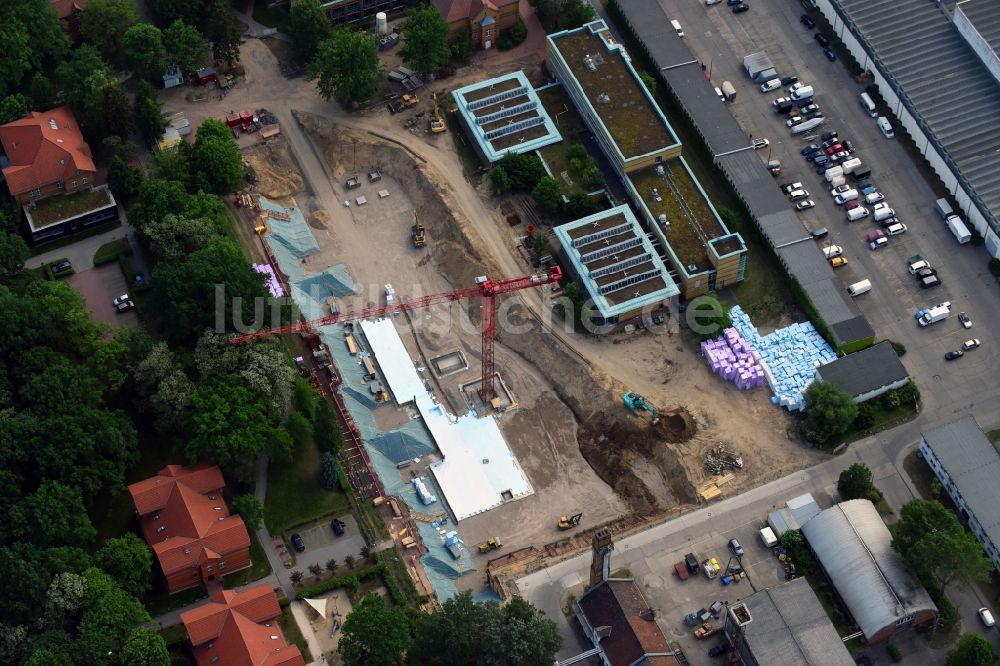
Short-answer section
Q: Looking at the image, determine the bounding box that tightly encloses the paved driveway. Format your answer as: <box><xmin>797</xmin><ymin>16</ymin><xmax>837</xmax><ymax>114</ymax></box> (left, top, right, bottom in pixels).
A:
<box><xmin>288</xmin><ymin>515</ymin><xmax>366</xmax><ymax>572</ymax></box>
<box><xmin>67</xmin><ymin>264</ymin><xmax>139</xmax><ymax>329</ymax></box>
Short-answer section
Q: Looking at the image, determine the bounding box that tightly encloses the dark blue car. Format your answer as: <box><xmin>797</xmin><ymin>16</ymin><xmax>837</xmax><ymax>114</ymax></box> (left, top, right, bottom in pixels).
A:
<box><xmin>824</xmin><ymin>47</ymin><xmax>837</xmax><ymax>61</ymax></box>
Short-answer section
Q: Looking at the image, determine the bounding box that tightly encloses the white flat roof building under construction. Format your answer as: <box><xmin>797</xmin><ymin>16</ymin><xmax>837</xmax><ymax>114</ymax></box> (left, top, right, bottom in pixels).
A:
<box><xmin>358</xmin><ymin>318</ymin><xmax>533</xmax><ymax>520</ymax></box>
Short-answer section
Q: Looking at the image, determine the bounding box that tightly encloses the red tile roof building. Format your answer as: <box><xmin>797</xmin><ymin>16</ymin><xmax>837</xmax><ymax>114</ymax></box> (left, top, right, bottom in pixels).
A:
<box><xmin>431</xmin><ymin>0</ymin><xmax>519</xmax><ymax>50</ymax></box>
<box><xmin>0</xmin><ymin>107</ymin><xmax>96</xmax><ymax>205</ymax></box>
<box><xmin>180</xmin><ymin>585</ymin><xmax>305</xmax><ymax>666</ymax></box>
<box><xmin>128</xmin><ymin>464</ymin><xmax>251</xmax><ymax>594</ymax></box>
<box><xmin>49</xmin><ymin>0</ymin><xmax>89</xmax><ymax>40</ymax></box>
<box><xmin>575</xmin><ymin>579</ymin><xmax>680</xmax><ymax>666</ymax></box>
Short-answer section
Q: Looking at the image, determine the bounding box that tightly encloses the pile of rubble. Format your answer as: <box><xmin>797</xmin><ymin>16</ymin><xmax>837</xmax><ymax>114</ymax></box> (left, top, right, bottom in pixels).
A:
<box><xmin>703</xmin><ymin>442</ymin><xmax>744</xmax><ymax>475</ymax></box>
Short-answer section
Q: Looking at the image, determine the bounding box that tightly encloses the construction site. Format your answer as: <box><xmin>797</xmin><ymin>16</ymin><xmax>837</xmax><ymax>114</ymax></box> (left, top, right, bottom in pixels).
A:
<box><xmin>213</xmin><ymin>33</ymin><xmax>829</xmax><ymax>608</ymax></box>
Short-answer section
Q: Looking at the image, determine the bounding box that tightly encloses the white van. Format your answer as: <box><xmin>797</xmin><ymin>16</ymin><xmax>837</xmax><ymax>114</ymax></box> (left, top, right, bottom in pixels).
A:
<box><xmin>859</xmin><ymin>92</ymin><xmax>877</xmax><ymax>118</ymax></box>
<box><xmin>886</xmin><ymin>223</ymin><xmax>907</xmax><ymax>236</ymax></box>
<box><xmin>846</xmin><ymin>206</ymin><xmax>869</xmax><ymax>221</ymax></box>
<box><xmin>822</xmin><ymin>245</ymin><xmax>843</xmax><ymax>259</ymax></box>
<box><xmin>671</xmin><ymin>20</ymin><xmax>684</xmax><ymax>37</ymax></box>
<box><xmin>877</xmin><ymin>116</ymin><xmax>894</xmax><ymax>139</ymax></box>
<box><xmin>790</xmin><ymin>86</ymin><xmax>814</xmax><ymax>101</ymax></box>
<box><xmin>847</xmin><ymin>279</ymin><xmax>872</xmax><ymax>297</ymax></box>
<box><xmin>873</xmin><ymin>204</ymin><xmax>895</xmax><ymax>222</ymax></box>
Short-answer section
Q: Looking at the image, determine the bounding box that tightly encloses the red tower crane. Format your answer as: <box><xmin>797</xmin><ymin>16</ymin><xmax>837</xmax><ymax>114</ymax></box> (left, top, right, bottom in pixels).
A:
<box><xmin>229</xmin><ymin>266</ymin><xmax>563</xmax><ymax>402</ymax></box>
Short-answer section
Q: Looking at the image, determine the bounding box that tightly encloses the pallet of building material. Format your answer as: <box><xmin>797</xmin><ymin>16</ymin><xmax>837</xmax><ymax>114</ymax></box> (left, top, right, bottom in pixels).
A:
<box><xmin>714</xmin><ymin>473</ymin><xmax>736</xmax><ymax>486</ymax></box>
<box><xmin>266</xmin><ymin>209</ymin><xmax>291</xmax><ymax>221</ymax></box>
<box><xmin>698</xmin><ymin>483</ymin><xmax>722</xmax><ymax>502</ymax></box>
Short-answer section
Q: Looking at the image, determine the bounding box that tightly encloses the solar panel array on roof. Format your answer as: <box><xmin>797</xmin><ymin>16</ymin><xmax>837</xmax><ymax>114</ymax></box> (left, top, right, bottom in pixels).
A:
<box><xmin>612</xmin><ymin>0</ymin><xmax>874</xmax><ymax>349</ymax></box>
<box><xmin>827</xmin><ymin>0</ymin><xmax>1000</xmax><ymax>231</ymax></box>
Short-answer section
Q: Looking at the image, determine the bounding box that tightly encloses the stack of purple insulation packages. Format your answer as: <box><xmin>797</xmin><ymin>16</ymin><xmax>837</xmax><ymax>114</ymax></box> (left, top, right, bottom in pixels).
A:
<box><xmin>701</xmin><ymin>328</ymin><xmax>766</xmax><ymax>390</ymax></box>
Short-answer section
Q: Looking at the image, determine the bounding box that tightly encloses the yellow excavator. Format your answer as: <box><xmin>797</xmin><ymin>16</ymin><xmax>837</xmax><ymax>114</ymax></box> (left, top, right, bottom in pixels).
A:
<box><xmin>430</xmin><ymin>92</ymin><xmax>446</xmax><ymax>133</ymax></box>
<box><xmin>558</xmin><ymin>513</ymin><xmax>583</xmax><ymax>530</ymax></box>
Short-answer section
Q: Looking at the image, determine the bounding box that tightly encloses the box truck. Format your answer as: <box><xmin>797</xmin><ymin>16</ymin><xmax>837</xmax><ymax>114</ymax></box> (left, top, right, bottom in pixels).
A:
<box><xmin>935</xmin><ymin>198</ymin><xmax>954</xmax><ymax>220</ymax></box>
<box><xmin>946</xmin><ymin>215</ymin><xmax>972</xmax><ymax>244</ymax></box>
<box><xmin>824</xmin><ymin>166</ymin><xmax>843</xmax><ymax>182</ymax></box>
<box><xmin>919</xmin><ymin>304</ymin><xmax>950</xmax><ymax>326</ymax></box>
<box><xmin>840</xmin><ymin>158</ymin><xmax>862</xmax><ymax>175</ymax></box>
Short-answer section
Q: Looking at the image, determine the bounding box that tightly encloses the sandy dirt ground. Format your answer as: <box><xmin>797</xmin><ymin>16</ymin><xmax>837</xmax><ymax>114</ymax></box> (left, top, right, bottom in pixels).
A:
<box><xmin>165</xmin><ymin>35</ymin><xmax>831</xmax><ymax>590</ymax></box>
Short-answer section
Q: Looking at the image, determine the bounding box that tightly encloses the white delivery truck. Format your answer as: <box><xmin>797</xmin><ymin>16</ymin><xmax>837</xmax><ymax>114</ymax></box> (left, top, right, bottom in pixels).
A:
<box><xmin>919</xmin><ymin>303</ymin><xmax>951</xmax><ymax>326</ymax></box>
<box><xmin>824</xmin><ymin>166</ymin><xmax>844</xmax><ymax>182</ymax></box>
<box><xmin>847</xmin><ymin>279</ymin><xmax>872</xmax><ymax>296</ymax></box>
<box><xmin>760</xmin><ymin>526</ymin><xmax>778</xmax><ymax>548</ymax></box>
<box><xmin>840</xmin><ymin>158</ymin><xmax>862</xmax><ymax>175</ymax></box>
<box><xmin>945</xmin><ymin>215</ymin><xmax>972</xmax><ymax>244</ymax></box>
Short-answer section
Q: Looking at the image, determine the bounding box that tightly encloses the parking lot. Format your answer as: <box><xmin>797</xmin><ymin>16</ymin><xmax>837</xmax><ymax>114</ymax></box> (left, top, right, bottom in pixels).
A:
<box><xmin>662</xmin><ymin>0</ymin><xmax>1000</xmax><ymax>417</ymax></box>
<box><xmin>286</xmin><ymin>514</ymin><xmax>366</xmax><ymax>572</ymax></box>
<box><xmin>67</xmin><ymin>263</ymin><xmax>139</xmax><ymax>329</ymax></box>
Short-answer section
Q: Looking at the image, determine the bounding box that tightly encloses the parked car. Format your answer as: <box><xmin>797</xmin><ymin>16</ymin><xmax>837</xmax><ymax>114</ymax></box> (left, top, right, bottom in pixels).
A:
<box><xmin>811</xmin><ymin>226</ymin><xmax>828</xmax><ymax>238</ymax></box>
<box><xmin>915</xmin><ymin>267</ymin><xmax>938</xmax><ymax>280</ymax></box>
<box><xmin>844</xmin><ymin>200</ymin><xmax>860</xmax><ymax>211</ymax></box>
<box><xmin>728</xmin><ymin>539</ymin><xmax>745</xmax><ymax>557</ymax></box>
<box><xmin>820</xmin><ymin>131</ymin><xmax>838</xmax><ymax>142</ymax></box>
<box><xmin>869</xmin><ymin>236</ymin><xmax>889</xmax><ymax>250</ymax></box>
<box><xmin>798</xmin><ymin>103</ymin><xmax>820</xmax><ymax>116</ymax></box>
<box><xmin>781</xmin><ymin>75</ymin><xmax>799</xmax><ymax>86</ymax></box>
<box><xmin>821</xmin><ymin>138</ymin><xmax>840</xmax><ymax>150</ymax></box>
<box><xmin>822</xmin><ymin>245</ymin><xmax>843</xmax><ymax>258</ymax></box>
<box><xmin>331</xmin><ymin>518</ymin><xmax>346</xmax><ymax>536</ymax></box>
<box><xmin>834</xmin><ymin>189</ymin><xmax>859</xmax><ymax>205</ymax></box>
<box><xmin>788</xmin><ymin>189</ymin><xmax>809</xmax><ymax>201</ymax></box>
<box><xmin>865</xmin><ymin>191</ymin><xmax>885</xmax><ymax>204</ymax></box>
<box><xmin>945</xmin><ymin>350</ymin><xmax>964</xmax><ymax>361</ymax></box>
<box><xmin>963</xmin><ymin>339</ymin><xmax>981</xmax><ymax>351</ymax></box>
<box><xmin>979</xmin><ymin>608</ymin><xmax>995</xmax><ymax>628</ymax></box>
<box><xmin>775</xmin><ymin>97</ymin><xmax>794</xmax><ymax>109</ymax></box>
<box><xmin>796</xmin><ymin>199</ymin><xmax>816</xmax><ymax>210</ymax></box>
<box><xmin>115</xmin><ymin>299</ymin><xmax>135</xmax><ymax>313</ymax></box>
<box><xmin>831</xmin><ymin>184</ymin><xmax>852</xmax><ymax>196</ymax></box>
<box><xmin>706</xmin><ymin>0</ymin><xmax>722</xmax><ymax>4</ymax></box>
<box><xmin>886</xmin><ymin>223</ymin><xmax>908</xmax><ymax>236</ymax></box>
<box><xmin>830</xmin><ymin>256</ymin><xmax>848</xmax><ymax>268</ymax></box>
<box><xmin>752</xmin><ymin>138</ymin><xmax>769</xmax><ymax>150</ymax></box>
<box><xmin>800</xmin><ymin>14</ymin><xmax>815</xmax><ymax>29</ymax></box>
<box><xmin>781</xmin><ymin>182</ymin><xmax>804</xmax><ymax>194</ymax></box>
<box><xmin>843</xmin><ymin>140</ymin><xmax>856</xmax><ymax>153</ymax></box>
<box><xmin>824</xmin><ymin>47</ymin><xmax>837</xmax><ymax>61</ymax></box>
<box><xmin>825</xmin><ymin>143</ymin><xmax>844</xmax><ymax>155</ymax></box>
<box><xmin>815</xmin><ymin>33</ymin><xmax>830</xmax><ymax>47</ymax></box>
<box><xmin>51</xmin><ymin>260</ymin><xmax>72</xmax><ymax>274</ymax></box>
<box><xmin>920</xmin><ymin>275</ymin><xmax>942</xmax><ymax>289</ymax></box>
<box><xmin>959</xmin><ymin>312</ymin><xmax>972</xmax><ymax>329</ymax></box>
<box><xmin>291</xmin><ymin>533</ymin><xmax>305</xmax><ymax>552</ymax></box>
<box><xmin>112</xmin><ymin>293</ymin><xmax>130</xmax><ymax>306</ymax></box>
<box><xmin>732</xmin><ymin>3</ymin><xmax>749</xmax><ymax>13</ymax></box>
<box><xmin>760</xmin><ymin>78</ymin><xmax>781</xmax><ymax>93</ymax></box>
<box><xmin>685</xmin><ymin>552</ymin><xmax>700</xmax><ymax>573</ymax></box>
<box><xmin>786</xmin><ymin>115</ymin><xmax>804</xmax><ymax>127</ymax></box>
<box><xmin>829</xmin><ymin>151</ymin><xmax>850</xmax><ymax>163</ymax></box>
<box><xmin>709</xmin><ymin>643</ymin><xmax>733</xmax><ymax>657</ymax></box>
<box><xmin>801</xmin><ymin>143</ymin><xmax>821</xmax><ymax>156</ymax></box>
<box><xmin>726</xmin><ymin>0</ymin><xmax>741</xmax><ymax>5</ymax></box>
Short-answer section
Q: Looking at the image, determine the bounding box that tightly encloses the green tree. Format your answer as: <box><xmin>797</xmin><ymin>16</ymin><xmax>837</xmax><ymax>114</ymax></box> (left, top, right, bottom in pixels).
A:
<box><xmin>28</xmin><ymin>73</ymin><xmax>54</xmax><ymax>109</ymax></box>
<box><xmin>451</xmin><ymin>27</ymin><xmax>473</xmax><ymax>65</ymax></box>
<box><xmin>308</xmin><ymin>563</ymin><xmax>322</xmax><ymax>576</ymax></box>
<box><xmin>319</xmin><ymin>451</ymin><xmax>340</xmax><ymax>491</ymax></box>
<box><xmin>308</xmin><ymin>30</ymin><xmax>381</xmax><ymax>104</ymax></box>
<box><xmin>143</xmin><ymin>213</ymin><xmax>219</xmax><ymax>261</ymax></box>
<box><xmin>495</xmin><ymin>152</ymin><xmax>544</xmax><ymax>191</ymax></box>
<box><xmin>123</xmin><ymin>24</ymin><xmax>167</xmax><ymax>81</ymax></box>
<box><xmin>345</xmin><ymin>554</ymin><xmax>355</xmax><ymax>569</ymax></box>
<box><xmin>192</xmin><ymin>332</ymin><xmax>295</xmax><ymax>418</ymax></box>
<box><xmin>81</xmin><ymin>70</ymin><xmax>134</xmax><ymax>139</ymax></box>
<box><xmin>532</xmin><ymin>176</ymin><xmax>563</xmax><ymax>215</ymax></box>
<box><xmin>108</xmin><ymin>156</ymin><xmax>144</xmax><ymax>199</ymax></box>
<box><xmin>0</xmin><ymin>231</ymin><xmax>30</xmax><ymax>280</ymax></box>
<box><xmin>163</xmin><ymin>19</ymin><xmax>209</xmax><ymax>72</ymax></box>
<box><xmin>208</xmin><ymin>9</ymin><xmax>243</xmax><ymax>67</ymax></box>
<box><xmin>285</xmin><ymin>411</ymin><xmax>312</xmax><ymax>449</ymax></box>
<box><xmin>56</xmin><ymin>44</ymin><xmax>109</xmax><ymax>112</ymax></box>
<box><xmin>94</xmin><ymin>534</ymin><xmax>153</xmax><ymax>598</ymax></box>
<box><xmin>149</xmin><ymin>0</ymin><xmax>228</xmax><ymax>26</ymax></box>
<box><xmin>688</xmin><ymin>293</ymin><xmax>731</xmax><ymax>341</ymax></box>
<box><xmin>314</xmin><ymin>399</ymin><xmax>345</xmax><ymax>453</ymax></box>
<box><xmin>339</xmin><ymin>593</ymin><xmax>412</xmax><ymax>666</ymax></box>
<box><xmin>0</xmin><ymin>18</ymin><xmax>31</xmax><ymax>97</ymax></box>
<box><xmin>837</xmin><ymin>463</ymin><xmax>881</xmax><ymax>503</ymax></box>
<box><xmin>289</xmin><ymin>0</ymin><xmax>332</xmax><ymax>63</ymax></box>
<box><xmin>185</xmin><ymin>377</ymin><xmax>278</xmax><ymax>469</ymax></box>
<box><xmin>892</xmin><ymin>499</ymin><xmax>962</xmax><ymax>556</ymax></box>
<box><xmin>151</xmin><ymin>143</ymin><xmax>194</xmax><ymax>189</ymax></box>
<box><xmin>908</xmin><ymin>529</ymin><xmax>993</xmax><ymax>595</ymax></box>
<box><xmin>135</xmin><ymin>81</ymin><xmax>167</xmax><ymax>145</ymax></box>
<box><xmin>947</xmin><ymin>633</ymin><xmax>998</xmax><ymax>666</ymax></box>
<box><xmin>290</xmin><ymin>570</ymin><xmax>304</xmax><ymax>584</ymax></box>
<box><xmin>231</xmin><ymin>494</ymin><xmax>264</xmax><ymax>532</ymax></box>
<box><xmin>638</xmin><ymin>71</ymin><xmax>656</xmax><ymax>96</ymax></box>
<box><xmin>130</xmin><ymin>178</ymin><xmax>188</xmax><ymax>231</ymax></box>
<box><xmin>0</xmin><ymin>94</ymin><xmax>29</xmax><ymax>124</ymax></box>
<box><xmin>399</xmin><ymin>7</ymin><xmax>451</xmax><ymax>73</ymax></box>
<box><xmin>408</xmin><ymin>592</ymin><xmax>561</xmax><ymax>666</ymax></box>
<box><xmin>193</xmin><ymin>118</ymin><xmax>244</xmax><ymax>192</ymax></box>
<box><xmin>326</xmin><ymin>558</ymin><xmax>338</xmax><ymax>572</ymax></box>
<box><xmin>81</xmin><ymin>0</ymin><xmax>139</xmax><ymax>61</ymax></box>
<box><xmin>490</xmin><ymin>165</ymin><xmax>512</xmax><ymax>193</ymax></box>
<box><xmin>535</xmin><ymin>0</ymin><xmax>595</xmax><ymax>32</ymax></box>
<box><xmin>0</xmin><ymin>1</ymin><xmax>69</xmax><ymax>97</ymax></box>
<box><xmin>802</xmin><ymin>381</ymin><xmax>858</xmax><ymax>445</ymax></box>
<box><xmin>779</xmin><ymin>529</ymin><xmax>815</xmax><ymax>575</ymax></box>
<box><xmin>12</xmin><ymin>482</ymin><xmax>96</xmax><ymax>548</ymax></box>
<box><xmin>565</xmin><ymin>192</ymin><xmax>596</xmax><ymax>218</ymax></box>
<box><xmin>120</xmin><ymin>629</ymin><xmax>170</xmax><ymax>666</ymax></box>
<box><xmin>77</xmin><ymin>567</ymin><xmax>151</xmax><ymax>663</ymax></box>
<box><xmin>498</xmin><ymin>18</ymin><xmax>528</xmax><ymax>51</ymax></box>
<box><xmin>149</xmin><ymin>238</ymin><xmax>268</xmax><ymax>343</ymax></box>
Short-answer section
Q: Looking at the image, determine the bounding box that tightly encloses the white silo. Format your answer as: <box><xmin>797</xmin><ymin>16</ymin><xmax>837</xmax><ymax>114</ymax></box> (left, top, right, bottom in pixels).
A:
<box><xmin>375</xmin><ymin>12</ymin><xmax>388</xmax><ymax>36</ymax></box>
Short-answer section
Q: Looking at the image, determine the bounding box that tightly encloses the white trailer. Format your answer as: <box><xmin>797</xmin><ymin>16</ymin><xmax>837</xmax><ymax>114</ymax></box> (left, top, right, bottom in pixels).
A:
<box><xmin>945</xmin><ymin>215</ymin><xmax>972</xmax><ymax>244</ymax></box>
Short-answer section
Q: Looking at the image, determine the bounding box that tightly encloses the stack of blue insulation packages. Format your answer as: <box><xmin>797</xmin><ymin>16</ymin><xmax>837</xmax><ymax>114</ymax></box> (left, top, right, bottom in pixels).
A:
<box><xmin>728</xmin><ymin>306</ymin><xmax>838</xmax><ymax>411</ymax></box>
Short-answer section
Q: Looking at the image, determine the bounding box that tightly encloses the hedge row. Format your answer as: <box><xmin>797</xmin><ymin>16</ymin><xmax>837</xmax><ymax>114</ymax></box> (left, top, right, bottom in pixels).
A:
<box><xmin>375</xmin><ymin>549</ymin><xmax>420</xmax><ymax>606</ymax></box>
<box><xmin>294</xmin><ymin>562</ymin><xmax>385</xmax><ymax>600</ymax></box>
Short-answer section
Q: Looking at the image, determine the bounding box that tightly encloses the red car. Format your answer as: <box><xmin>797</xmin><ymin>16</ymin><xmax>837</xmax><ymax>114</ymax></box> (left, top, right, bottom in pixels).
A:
<box><xmin>825</xmin><ymin>143</ymin><xmax>843</xmax><ymax>155</ymax></box>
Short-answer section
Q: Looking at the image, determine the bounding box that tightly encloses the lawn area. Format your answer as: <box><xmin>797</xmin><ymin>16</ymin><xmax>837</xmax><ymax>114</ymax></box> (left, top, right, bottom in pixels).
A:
<box><xmin>264</xmin><ymin>439</ymin><xmax>351</xmax><ymax>534</ymax></box>
<box><xmin>143</xmin><ymin>583</ymin><xmax>207</xmax><ymax>618</ymax></box>
<box><xmin>279</xmin><ymin>606</ymin><xmax>313</xmax><ymax>662</ymax></box>
<box><xmin>825</xmin><ymin>400</ymin><xmax>920</xmax><ymax>451</ymax></box>
<box><xmin>989</xmin><ymin>429</ymin><xmax>1000</xmax><ymax>447</ymax></box>
<box><xmin>28</xmin><ymin>188</ymin><xmax>112</xmax><ymax>227</ymax></box>
<box><xmin>223</xmin><ymin>531</ymin><xmax>272</xmax><ymax>588</ymax></box>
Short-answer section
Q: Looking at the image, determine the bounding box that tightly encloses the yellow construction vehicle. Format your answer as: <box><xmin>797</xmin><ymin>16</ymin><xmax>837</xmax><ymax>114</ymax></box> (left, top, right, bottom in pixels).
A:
<box><xmin>558</xmin><ymin>513</ymin><xmax>583</xmax><ymax>530</ymax></box>
<box><xmin>478</xmin><ymin>537</ymin><xmax>503</xmax><ymax>553</ymax></box>
<box><xmin>401</xmin><ymin>93</ymin><xmax>419</xmax><ymax>108</ymax></box>
<box><xmin>430</xmin><ymin>92</ymin><xmax>446</xmax><ymax>133</ymax></box>
<box><xmin>412</xmin><ymin>222</ymin><xmax>426</xmax><ymax>247</ymax></box>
